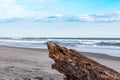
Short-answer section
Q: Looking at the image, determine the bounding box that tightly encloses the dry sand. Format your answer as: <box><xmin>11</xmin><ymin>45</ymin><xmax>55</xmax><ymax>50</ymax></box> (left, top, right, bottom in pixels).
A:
<box><xmin>0</xmin><ymin>46</ymin><xmax>119</xmax><ymax>80</ymax></box>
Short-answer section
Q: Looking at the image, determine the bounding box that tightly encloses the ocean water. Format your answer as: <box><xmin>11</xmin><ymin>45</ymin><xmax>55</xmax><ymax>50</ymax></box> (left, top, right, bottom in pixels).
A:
<box><xmin>0</xmin><ymin>37</ymin><xmax>120</xmax><ymax>57</ymax></box>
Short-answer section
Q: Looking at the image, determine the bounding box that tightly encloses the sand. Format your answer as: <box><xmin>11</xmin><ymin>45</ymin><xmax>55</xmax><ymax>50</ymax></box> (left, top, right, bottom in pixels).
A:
<box><xmin>0</xmin><ymin>46</ymin><xmax>119</xmax><ymax>80</ymax></box>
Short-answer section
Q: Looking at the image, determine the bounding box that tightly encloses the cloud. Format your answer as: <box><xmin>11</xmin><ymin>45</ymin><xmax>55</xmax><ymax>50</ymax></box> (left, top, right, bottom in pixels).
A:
<box><xmin>67</xmin><ymin>13</ymin><xmax>120</xmax><ymax>22</ymax></box>
<box><xmin>0</xmin><ymin>0</ymin><xmax>15</xmax><ymax>4</ymax></box>
<box><xmin>0</xmin><ymin>0</ymin><xmax>36</xmax><ymax>19</ymax></box>
<box><xmin>0</xmin><ymin>5</ymin><xmax>35</xmax><ymax>18</ymax></box>
<box><xmin>0</xmin><ymin>18</ymin><xmax>24</xmax><ymax>23</ymax></box>
<box><xmin>92</xmin><ymin>13</ymin><xmax>120</xmax><ymax>22</ymax></box>
<box><xmin>0</xmin><ymin>0</ymin><xmax>59</xmax><ymax>21</ymax></box>
<box><xmin>37</xmin><ymin>0</ymin><xmax>57</xmax><ymax>2</ymax></box>
<box><xmin>1</xmin><ymin>13</ymin><xmax>120</xmax><ymax>23</ymax></box>
<box><xmin>23</xmin><ymin>0</ymin><xmax>57</xmax><ymax>3</ymax></box>
<box><xmin>0</xmin><ymin>0</ymin><xmax>120</xmax><ymax>23</ymax></box>
<box><xmin>31</xmin><ymin>15</ymin><xmax>63</xmax><ymax>22</ymax></box>
<box><xmin>73</xmin><ymin>14</ymin><xmax>95</xmax><ymax>22</ymax></box>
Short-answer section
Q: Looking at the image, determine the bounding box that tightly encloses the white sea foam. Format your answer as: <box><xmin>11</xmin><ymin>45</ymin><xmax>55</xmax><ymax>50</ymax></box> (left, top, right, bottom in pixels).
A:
<box><xmin>0</xmin><ymin>38</ymin><xmax>120</xmax><ymax>50</ymax></box>
<box><xmin>0</xmin><ymin>39</ymin><xmax>46</xmax><ymax>43</ymax></box>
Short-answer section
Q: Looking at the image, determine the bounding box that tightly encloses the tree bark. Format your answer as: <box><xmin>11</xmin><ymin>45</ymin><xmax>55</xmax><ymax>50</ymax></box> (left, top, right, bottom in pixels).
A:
<box><xmin>46</xmin><ymin>42</ymin><xmax>120</xmax><ymax>80</ymax></box>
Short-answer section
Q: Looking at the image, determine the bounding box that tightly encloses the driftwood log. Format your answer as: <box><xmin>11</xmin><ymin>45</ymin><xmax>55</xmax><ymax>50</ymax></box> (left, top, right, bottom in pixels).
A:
<box><xmin>46</xmin><ymin>42</ymin><xmax>120</xmax><ymax>80</ymax></box>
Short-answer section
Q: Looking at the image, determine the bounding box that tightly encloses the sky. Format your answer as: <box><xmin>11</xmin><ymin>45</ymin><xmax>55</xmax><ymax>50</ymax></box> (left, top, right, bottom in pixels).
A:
<box><xmin>0</xmin><ymin>0</ymin><xmax>120</xmax><ymax>38</ymax></box>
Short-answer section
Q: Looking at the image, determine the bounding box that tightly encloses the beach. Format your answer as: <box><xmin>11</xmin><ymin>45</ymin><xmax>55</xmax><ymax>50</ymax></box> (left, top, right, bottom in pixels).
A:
<box><xmin>0</xmin><ymin>46</ymin><xmax>119</xmax><ymax>80</ymax></box>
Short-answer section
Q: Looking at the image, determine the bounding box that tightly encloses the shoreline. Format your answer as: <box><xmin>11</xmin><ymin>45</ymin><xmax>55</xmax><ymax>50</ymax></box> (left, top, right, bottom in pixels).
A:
<box><xmin>0</xmin><ymin>45</ymin><xmax>120</xmax><ymax>59</ymax></box>
<box><xmin>82</xmin><ymin>52</ymin><xmax>120</xmax><ymax>61</ymax></box>
<box><xmin>0</xmin><ymin>45</ymin><xmax>119</xmax><ymax>79</ymax></box>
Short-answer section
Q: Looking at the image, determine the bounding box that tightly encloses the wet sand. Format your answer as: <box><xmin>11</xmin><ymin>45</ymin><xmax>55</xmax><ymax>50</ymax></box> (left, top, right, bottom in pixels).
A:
<box><xmin>0</xmin><ymin>46</ymin><xmax>119</xmax><ymax>80</ymax></box>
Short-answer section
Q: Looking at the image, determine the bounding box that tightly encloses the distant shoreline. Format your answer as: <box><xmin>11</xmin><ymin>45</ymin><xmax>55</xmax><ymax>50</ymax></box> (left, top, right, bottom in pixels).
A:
<box><xmin>0</xmin><ymin>45</ymin><xmax>120</xmax><ymax>58</ymax></box>
<box><xmin>0</xmin><ymin>45</ymin><xmax>120</xmax><ymax>60</ymax></box>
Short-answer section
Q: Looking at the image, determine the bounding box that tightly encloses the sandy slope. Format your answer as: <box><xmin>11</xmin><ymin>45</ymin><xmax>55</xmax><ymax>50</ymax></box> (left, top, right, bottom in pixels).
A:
<box><xmin>0</xmin><ymin>46</ymin><xmax>63</xmax><ymax>80</ymax></box>
<box><xmin>0</xmin><ymin>46</ymin><xmax>119</xmax><ymax>80</ymax></box>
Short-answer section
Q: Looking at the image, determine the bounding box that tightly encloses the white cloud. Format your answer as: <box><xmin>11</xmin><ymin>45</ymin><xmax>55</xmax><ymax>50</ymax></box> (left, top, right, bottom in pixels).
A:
<box><xmin>0</xmin><ymin>0</ymin><xmax>120</xmax><ymax>23</ymax></box>
<box><xmin>23</xmin><ymin>0</ymin><xmax>57</xmax><ymax>3</ymax></box>
<box><xmin>93</xmin><ymin>13</ymin><xmax>120</xmax><ymax>22</ymax></box>
<box><xmin>36</xmin><ymin>0</ymin><xmax>57</xmax><ymax>2</ymax></box>
<box><xmin>0</xmin><ymin>0</ymin><xmax>58</xmax><ymax>20</ymax></box>
<box><xmin>66</xmin><ymin>13</ymin><xmax>120</xmax><ymax>22</ymax></box>
<box><xmin>0</xmin><ymin>0</ymin><xmax>15</xmax><ymax>4</ymax></box>
<box><xmin>31</xmin><ymin>13</ymin><xmax>120</xmax><ymax>22</ymax></box>
<box><xmin>0</xmin><ymin>0</ymin><xmax>36</xmax><ymax>19</ymax></box>
<box><xmin>0</xmin><ymin>5</ymin><xmax>34</xmax><ymax>18</ymax></box>
<box><xmin>75</xmin><ymin>14</ymin><xmax>94</xmax><ymax>22</ymax></box>
<box><xmin>1</xmin><ymin>12</ymin><xmax>120</xmax><ymax>23</ymax></box>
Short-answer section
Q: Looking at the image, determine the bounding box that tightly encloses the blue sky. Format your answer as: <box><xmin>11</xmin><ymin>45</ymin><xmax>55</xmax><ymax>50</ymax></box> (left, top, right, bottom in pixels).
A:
<box><xmin>0</xmin><ymin>0</ymin><xmax>120</xmax><ymax>37</ymax></box>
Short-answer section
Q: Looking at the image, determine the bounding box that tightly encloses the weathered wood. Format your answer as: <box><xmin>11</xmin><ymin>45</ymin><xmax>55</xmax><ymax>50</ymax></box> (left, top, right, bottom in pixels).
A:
<box><xmin>46</xmin><ymin>42</ymin><xmax>120</xmax><ymax>80</ymax></box>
